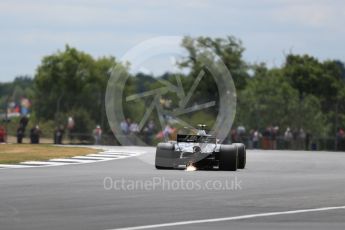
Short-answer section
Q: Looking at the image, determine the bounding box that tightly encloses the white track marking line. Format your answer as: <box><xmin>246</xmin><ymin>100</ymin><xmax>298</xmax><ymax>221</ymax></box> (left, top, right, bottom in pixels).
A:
<box><xmin>20</xmin><ymin>161</ymin><xmax>68</xmax><ymax>166</ymax></box>
<box><xmin>107</xmin><ymin>205</ymin><xmax>345</xmax><ymax>230</ymax></box>
<box><xmin>71</xmin><ymin>156</ymin><xmax>110</xmax><ymax>160</ymax></box>
<box><xmin>103</xmin><ymin>151</ymin><xmax>144</xmax><ymax>155</ymax></box>
<box><xmin>0</xmin><ymin>149</ymin><xmax>146</xmax><ymax>169</ymax></box>
<box><xmin>102</xmin><ymin>152</ymin><xmax>134</xmax><ymax>156</ymax></box>
<box><xmin>87</xmin><ymin>154</ymin><xmax>120</xmax><ymax>158</ymax></box>
<box><xmin>49</xmin><ymin>158</ymin><xmax>96</xmax><ymax>163</ymax></box>
<box><xmin>0</xmin><ymin>164</ymin><xmax>34</xmax><ymax>168</ymax></box>
<box><xmin>112</xmin><ymin>156</ymin><xmax>131</xmax><ymax>159</ymax></box>
<box><xmin>102</xmin><ymin>150</ymin><xmax>132</xmax><ymax>153</ymax></box>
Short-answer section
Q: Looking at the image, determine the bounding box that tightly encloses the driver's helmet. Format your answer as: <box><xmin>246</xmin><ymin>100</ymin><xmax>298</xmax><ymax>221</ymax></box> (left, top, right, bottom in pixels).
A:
<box><xmin>197</xmin><ymin>129</ymin><xmax>206</xmax><ymax>135</ymax></box>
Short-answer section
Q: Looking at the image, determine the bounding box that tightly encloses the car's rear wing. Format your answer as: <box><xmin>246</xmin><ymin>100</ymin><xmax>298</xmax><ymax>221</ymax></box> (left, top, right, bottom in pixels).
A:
<box><xmin>176</xmin><ymin>134</ymin><xmax>216</xmax><ymax>143</ymax></box>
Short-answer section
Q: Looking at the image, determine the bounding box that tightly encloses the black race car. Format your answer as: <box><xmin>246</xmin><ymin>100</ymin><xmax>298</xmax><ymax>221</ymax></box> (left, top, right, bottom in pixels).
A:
<box><xmin>155</xmin><ymin>127</ymin><xmax>246</xmax><ymax>171</ymax></box>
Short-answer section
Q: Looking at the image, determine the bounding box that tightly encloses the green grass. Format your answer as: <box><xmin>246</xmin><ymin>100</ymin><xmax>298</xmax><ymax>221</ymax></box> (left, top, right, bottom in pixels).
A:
<box><xmin>0</xmin><ymin>144</ymin><xmax>99</xmax><ymax>164</ymax></box>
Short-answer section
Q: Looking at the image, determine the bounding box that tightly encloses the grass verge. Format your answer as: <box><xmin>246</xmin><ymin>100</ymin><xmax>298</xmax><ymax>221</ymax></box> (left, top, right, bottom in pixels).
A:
<box><xmin>0</xmin><ymin>144</ymin><xmax>99</xmax><ymax>164</ymax></box>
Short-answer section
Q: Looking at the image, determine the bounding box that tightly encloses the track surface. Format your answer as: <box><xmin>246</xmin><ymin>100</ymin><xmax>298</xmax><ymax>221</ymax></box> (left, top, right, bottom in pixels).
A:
<box><xmin>1</xmin><ymin>147</ymin><xmax>345</xmax><ymax>230</ymax></box>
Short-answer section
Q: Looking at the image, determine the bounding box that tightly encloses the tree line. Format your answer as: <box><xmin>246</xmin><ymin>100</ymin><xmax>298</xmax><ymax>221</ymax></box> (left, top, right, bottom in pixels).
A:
<box><xmin>1</xmin><ymin>36</ymin><xmax>345</xmax><ymax>142</ymax></box>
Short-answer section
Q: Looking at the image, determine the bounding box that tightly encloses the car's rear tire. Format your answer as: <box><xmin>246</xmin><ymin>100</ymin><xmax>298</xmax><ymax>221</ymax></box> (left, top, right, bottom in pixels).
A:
<box><xmin>219</xmin><ymin>145</ymin><xmax>238</xmax><ymax>171</ymax></box>
<box><xmin>234</xmin><ymin>143</ymin><xmax>246</xmax><ymax>169</ymax></box>
<box><xmin>155</xmin><ymin>143</ymin><xmax>178</xmax><ymax>169</ymax></box>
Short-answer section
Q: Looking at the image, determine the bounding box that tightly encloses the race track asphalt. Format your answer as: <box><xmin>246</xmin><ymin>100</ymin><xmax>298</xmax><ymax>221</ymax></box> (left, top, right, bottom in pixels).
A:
<box><xmin>1</xmin><ymin>146</ymin><xmax>345</xmax><ymax>230</ymax></box>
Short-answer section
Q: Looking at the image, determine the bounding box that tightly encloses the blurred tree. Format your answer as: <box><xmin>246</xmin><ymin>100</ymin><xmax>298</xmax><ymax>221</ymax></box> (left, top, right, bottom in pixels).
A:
<box><xmin>236</xmin><ymin>65</ymin><xmax>327</xmax><ymax>136</ymax></box>
<box><xmin>283</xmin><ymin>55</ymin><xmax>345</xmax><ymax>135</ymax></box>
<box><xmin>283</xmin><ymin>55</ymin><xmax>345</xmax><ymax>103</ymax></box>
<box><xmin>34</xmin><ymin>45</ymin><xmax>119</xmax><ymax>134</ymax></box>
<box><xmin>180</xmin><ymin>36</ymin><xmax>249</xmax><ymax>90</ymax></box>
<box><xmin>5</xmin><ymin>39</ymin><xmax>344</xmax><ymax>142</ymax></box>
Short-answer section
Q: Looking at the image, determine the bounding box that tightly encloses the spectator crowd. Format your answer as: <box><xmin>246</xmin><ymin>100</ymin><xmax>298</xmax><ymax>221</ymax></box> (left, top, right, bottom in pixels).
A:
<box><xmin>1</xmin><ymin>115</ymin><xmax>344</xmax><ymax>151</ymax></box>
<box><xmin>229</xmin><ymin>125</ymin><xmax>312</xmax><ymax>150</ymax></box>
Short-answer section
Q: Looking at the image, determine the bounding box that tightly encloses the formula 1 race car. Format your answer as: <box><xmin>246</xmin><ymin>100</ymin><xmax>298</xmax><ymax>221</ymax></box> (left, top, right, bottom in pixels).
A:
<box><xmin>155</xmin><ymin>126</ymin><xmax>246</xmax><ymax>171</ymax></box>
